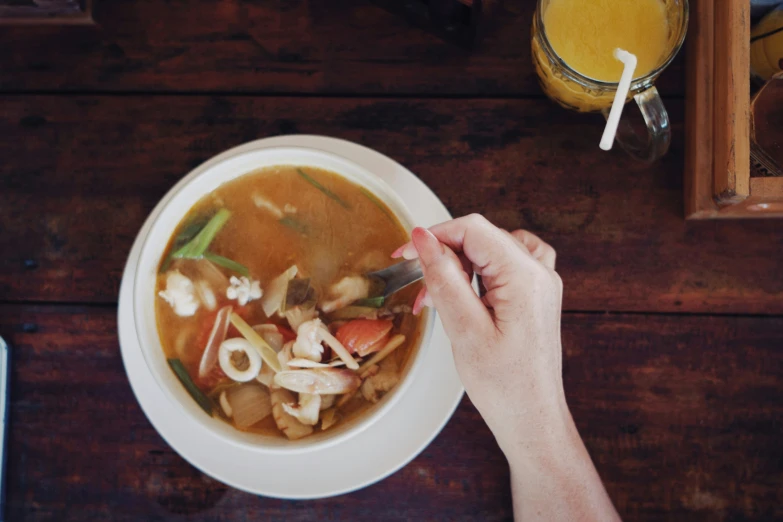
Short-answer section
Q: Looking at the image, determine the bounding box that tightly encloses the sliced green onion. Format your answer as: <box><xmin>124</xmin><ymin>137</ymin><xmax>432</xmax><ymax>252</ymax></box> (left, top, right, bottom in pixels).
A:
<box><xmin>328</xmin><ymin>306</ymin><xmax>379</xmax><ymax>320</ymax></box>
<box><xmin>168</xmin><ymin>359</ymin><xmax>213</xmax><ymax>415</ymax></box>
<box><xmin>279</xmin><ymin>216</ymin><xmax>308</xmax><ymax>235</ymax></box>
<box><xmin>203</xmin><ymin>252</ymin><xmax>249</xmax><ymax>277</ymax></box>
<box><xmin>160</xmin><ymin>218</ymin><xmax>209</xmax><ymax>271</ymax></box>
<box><xmin>174</xmin><ymin>219</ymin><xmax>208</xmax><ymax>249</ymax></box>
<box><xmin>296</xmin><ymin>168</ymin><xmax>350</xmax><ymax>209</ymax></box>
<box><xmin>229</xmin><ymin>313</ymin><xmax>283</xmax><ymax>373</ymax></box>
<box><xmin>360</xmin><ymin>187</ymin><xmax>394</xmax><ymax>221</ymax></box>
<box><xmin>354</xmin><ymin>296</ymin><xmax>385</xmax><ymax>308</ymax></box>
<box><xmin>173</xmin><ymin>208</ymin><xmax>232</xmax><ymax>259</ymax></box>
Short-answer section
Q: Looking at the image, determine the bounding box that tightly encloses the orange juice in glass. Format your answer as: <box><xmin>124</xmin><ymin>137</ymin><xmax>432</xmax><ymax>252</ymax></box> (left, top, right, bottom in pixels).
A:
<box><xmin>532</xmin><ymin>0</ymin><xmax>688</xmax><ymax>161</ymax></box>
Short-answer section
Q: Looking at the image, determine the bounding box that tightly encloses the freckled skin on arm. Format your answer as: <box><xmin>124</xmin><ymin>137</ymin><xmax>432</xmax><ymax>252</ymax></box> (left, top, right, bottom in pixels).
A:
<box><xmin>397</xmin><ymin>215</ymin><xmax>621</xmax><ymax>522</ymax></box>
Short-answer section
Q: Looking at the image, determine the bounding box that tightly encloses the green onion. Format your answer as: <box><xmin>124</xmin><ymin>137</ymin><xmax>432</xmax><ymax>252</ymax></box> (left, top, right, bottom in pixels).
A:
<box><xmin>168</xmin><ymin>359</ymin><xmax>213</xmax><ymax>415</ymax></box>
<box><xmin>296</xmin><ymin>168</ymin><xmax>350</xmax><ymax>209</ymax></box>
<box><xmin>360</xmin><ymin>187</ymin><xmax>394</xmax><ymax>221</ymax></box>
<box><xmin>172</xmin><ymin>208</ymin><xmax>231</xmax><ymax>259</ymax></box>
<box><xmin>328</xmin><ymin>306</ymin><xmax>379</xmax><ymax>320</ymax></box>
<box><xmin>160</xmin><ymin>218</ymin><xmax>209</xmax><ymax>271</ymax></box>
<box><xmin>279</xmin><ymin>216</ymin><xmax>308</xmax><ymax>234</ymax></box>
<box><xmin>203</xmin><ymin>252</ymin><xmax>249</xmax><ymax>277</ymax></box>
<box><xmin>174</xmin><ymin>219</ymin><xmax>208</xmax><ymax>249</ymax></box>
<box><xmin>354</xmin><ymin>296</ymin><xmax>385</xmax><ymax>308</ymax></box>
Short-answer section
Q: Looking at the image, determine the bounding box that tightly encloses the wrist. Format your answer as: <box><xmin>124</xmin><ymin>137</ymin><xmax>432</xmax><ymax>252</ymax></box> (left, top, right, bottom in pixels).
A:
<box><xmin>498</xmin><ymin>391</ymin><xmax>577</xmax><ymax>464</ymax></box>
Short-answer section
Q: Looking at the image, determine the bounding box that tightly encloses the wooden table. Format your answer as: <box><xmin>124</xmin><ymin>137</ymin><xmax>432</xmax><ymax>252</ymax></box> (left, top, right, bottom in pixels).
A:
<box><xmin>1</xmin><ymin>1</ymin><xmax>782</xmax><ymax>520</ymax></box>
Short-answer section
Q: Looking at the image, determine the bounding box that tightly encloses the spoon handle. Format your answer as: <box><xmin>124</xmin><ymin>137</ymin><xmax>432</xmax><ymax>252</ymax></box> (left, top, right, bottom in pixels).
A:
<box><xmin>368</xmin><ymin>259</ymin><xmax>424</xmax><ymax>298</ymax></box>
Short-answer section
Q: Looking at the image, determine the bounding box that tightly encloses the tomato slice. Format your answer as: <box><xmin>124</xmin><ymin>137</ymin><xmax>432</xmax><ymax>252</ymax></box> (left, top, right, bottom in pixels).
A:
<box><xmin>335</xmin><ymin>319</ymin><xmax>393</xmax><ymax>357</ymax></box>
<box><xmin>277</xmin><ymin>325</ymin><xmax>297</xmax><ymax>342</ymax></box>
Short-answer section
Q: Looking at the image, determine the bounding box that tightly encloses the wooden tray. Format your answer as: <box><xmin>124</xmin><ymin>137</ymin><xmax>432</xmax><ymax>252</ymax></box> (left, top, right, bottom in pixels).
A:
<box><xmin>685</xmin><ymin>0</ymin><xmax>783</xmax><ymax>218</ymax></box>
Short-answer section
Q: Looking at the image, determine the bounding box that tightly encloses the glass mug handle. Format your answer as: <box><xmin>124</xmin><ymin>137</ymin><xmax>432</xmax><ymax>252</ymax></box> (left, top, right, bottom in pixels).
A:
<box><xmin>602</xmin><ymin>85</ymin><xmax>671</xmax><ymax>163</ymax></box>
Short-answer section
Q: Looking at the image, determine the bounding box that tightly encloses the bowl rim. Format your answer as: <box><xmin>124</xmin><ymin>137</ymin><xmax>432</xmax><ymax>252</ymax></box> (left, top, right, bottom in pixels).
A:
<box><xmin>129</xmin><ymin>145</ymin><xmax>435</xmax><ymax>455</ymax></box>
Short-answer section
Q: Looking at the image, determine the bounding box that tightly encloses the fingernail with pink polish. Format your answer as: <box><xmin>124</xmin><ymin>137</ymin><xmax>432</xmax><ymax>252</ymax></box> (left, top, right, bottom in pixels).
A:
<box><xmin>411</xmin><ymin>228</ymin><xmax>443</xmax><ymax>267</ymax></box>
<box><xmin>391</xmin><ymin>244</ymin><xmax>408</xmax><ymax>259</ymax></box>
<box><xmin>412</xmin><ymin>288</ymin><xmax>426</xmax><ymax>315</ymax></box>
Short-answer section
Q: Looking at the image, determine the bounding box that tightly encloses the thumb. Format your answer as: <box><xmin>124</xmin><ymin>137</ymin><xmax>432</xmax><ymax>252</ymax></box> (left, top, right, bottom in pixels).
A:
<box><xmin>411</xmin><ymin>228</ymin><xmax>492</xmax><ymax>340</ymax></box>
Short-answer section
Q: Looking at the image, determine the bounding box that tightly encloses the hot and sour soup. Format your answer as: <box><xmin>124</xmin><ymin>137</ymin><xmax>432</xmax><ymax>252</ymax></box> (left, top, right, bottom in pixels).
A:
<box><xmin>155</xmin><ymin>166</ymin><xmax>422</xmax><ymax>440</ymax></box>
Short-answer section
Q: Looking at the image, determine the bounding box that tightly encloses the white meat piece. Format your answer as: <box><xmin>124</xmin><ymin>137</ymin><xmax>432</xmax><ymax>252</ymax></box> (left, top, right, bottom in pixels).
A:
<box><xmin>320</xmin><ymin>276</ymin><xmax>370</xmax><ymax>313</ymax></box>
<box><xmin>226</xmin><ymin>276</ymin><xmax>263</xmax><ymax>306</ymax></box>
<box><xmin>285</xmin><ymin>306</ymin><xmax>318</xmax><ymax>332</ymax></box>
<box><xmin>293</xmin><ymin>319</ymin><xmax>326</xmax><ymax>361</ymax></box>
<box><xmin>282</xmin><ymin>393</ymin><xmax>321</xmax><ymax>426</ymax></box>
<box><xmin>361</xmin><ymin>358</ymin><xmax>400</xmax><ymax>403</ymax></box>
<box><xmin>271</xmin><ymin>388</ymin><xmax>313</xmax><ymax>440</ymax></box>
<box><xmin>320</xmin><ymin>394</ymin><xmax>336</xmax><ymax>410</ymax></box>
<box><xmin>253</xmin><ymin>193</ymin><xmax>283</xmax><ymax>219</ymax></box>
<box><xmin>158</xmin><ymin>270</ymin><xmax>200</xmax><ymax>316</ymax></box>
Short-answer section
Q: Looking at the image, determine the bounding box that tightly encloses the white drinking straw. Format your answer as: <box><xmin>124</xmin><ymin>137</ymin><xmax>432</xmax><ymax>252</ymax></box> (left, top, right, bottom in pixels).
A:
<box><xmin>600</xmin><ymin>48</ymin><xmax>638</xmax><ymax>151</ymax></box>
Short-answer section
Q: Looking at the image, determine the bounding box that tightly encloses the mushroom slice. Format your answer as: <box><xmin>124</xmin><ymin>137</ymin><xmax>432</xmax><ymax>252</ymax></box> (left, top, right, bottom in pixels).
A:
<box><xmin>281</xmin><ymin>393</ymin><xmax>321</xmax><ymax>426</ymax></box>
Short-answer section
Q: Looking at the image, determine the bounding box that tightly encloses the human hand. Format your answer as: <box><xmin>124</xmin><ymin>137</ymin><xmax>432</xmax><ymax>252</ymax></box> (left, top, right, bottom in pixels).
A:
<box><xmin>393</xmin><ymin>214</ymin><xmax>567</xmax><ymax>456</ymax></box>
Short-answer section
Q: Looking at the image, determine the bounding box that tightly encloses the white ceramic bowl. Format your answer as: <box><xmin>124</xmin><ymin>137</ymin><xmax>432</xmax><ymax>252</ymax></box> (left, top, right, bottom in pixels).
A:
<box><xmin>131</xmin><ymin>146</ymin><xmax>435</xmax><ymax>454</ymax></box>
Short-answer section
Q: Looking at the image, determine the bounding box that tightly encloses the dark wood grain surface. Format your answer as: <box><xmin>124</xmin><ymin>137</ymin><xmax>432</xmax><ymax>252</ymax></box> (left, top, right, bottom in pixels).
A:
<box><xmin>1</xmin><ymin>0</ymin><xmax>781</xmax><ymax>520</ymax></box>
<box><xmin>2</xmin><ymin>96</ymin><xmax>782</xmax><ymax>313</ymax></box>
<box><xmin>0</xmin><ymin>0</ymin><xmax>684</xmax><ymax>95</ymax></box>
<box><xmin>3</xmin><ymin>306</ymin><xmax>781</xmax><ymax>522</ymax></box>
<box><xmin>0</xmin><ymin>0</ymin><xmax>87</xmax><ymax>22</ymax></box>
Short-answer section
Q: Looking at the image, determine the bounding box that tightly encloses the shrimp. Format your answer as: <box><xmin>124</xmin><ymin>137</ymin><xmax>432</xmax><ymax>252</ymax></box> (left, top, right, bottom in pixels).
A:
<box><xmin>285</xmin><ymin>305</ymin><xmax>317</xmax><ymax>332</ymax></box>
<box><xmin>282</xmin><ymin>393</ymin><xmax>321</xmax><ymax>426</ymax></box>
<box><xmin>271</xmin><ymin>388</ymin><xmax>313</xmax><ymax>440</ymax></box>
<box><xmin>293</xmin><ymin>319</ymin><xmax>359</xmax><ymax>369</ymax></box>
<box><xmin>320</xmin><ymin>394</ymin><xmax>336</xmax><ymax>410</ymax></box>
<box><xmin>277</xmin><ymin>341</ymin><xmax>294</xmax><ymax>369</ymax></box>
<box><xmin>320</xmin><ymin>276</ymin><xmax>370</xmax><ymax>313</ymax></box>
<box><xmin>360</xmin><ymin>357</ymin><xmax>399</xmax><ymax>403</ymax></box>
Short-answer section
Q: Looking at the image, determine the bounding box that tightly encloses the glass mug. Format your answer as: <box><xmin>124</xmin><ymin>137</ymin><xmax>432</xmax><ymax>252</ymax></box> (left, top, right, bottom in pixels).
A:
<box><xmin>531</xmin><ymin>0</ymin><xmax>689</xmax><ymax>162</ymax></box>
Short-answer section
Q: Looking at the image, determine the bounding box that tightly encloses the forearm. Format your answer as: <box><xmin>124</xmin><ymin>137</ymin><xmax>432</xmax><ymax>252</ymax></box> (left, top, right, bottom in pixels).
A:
<box><xmin>505</xmin><ymin>404</ymin><xmax>620</xmax><ymax>522</ymax></box>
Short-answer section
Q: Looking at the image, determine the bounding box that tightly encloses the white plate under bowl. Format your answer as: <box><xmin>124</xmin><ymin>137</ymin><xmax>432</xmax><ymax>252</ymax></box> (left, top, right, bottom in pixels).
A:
<box><xmin>118</xmin><ymin>135</ymin><xmax>464</xmax><ymax>499</ymax></box>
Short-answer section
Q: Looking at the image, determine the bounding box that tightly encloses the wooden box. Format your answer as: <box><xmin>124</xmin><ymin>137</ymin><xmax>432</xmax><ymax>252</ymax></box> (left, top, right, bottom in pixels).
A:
<box><xmin>685</xmin><ymin>0</ymin><xmax>783</xmax><ymax>218</ymax></box>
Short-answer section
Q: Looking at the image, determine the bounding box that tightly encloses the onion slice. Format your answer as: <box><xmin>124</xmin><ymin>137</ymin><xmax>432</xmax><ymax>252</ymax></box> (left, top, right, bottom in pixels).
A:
<box><xmin>198</xmin><ymin>305</ymin><xmax>232</xmax><ymax>378</ymax></box>
<box><xmin>228</xmin><ymin>384</ymin><xmax>272</xmax><ymax>429</ymax></box>
<box><xmin>261</xmin><ymin>265</ymin><xmax>298</xmax><ymax>317</ymax></box>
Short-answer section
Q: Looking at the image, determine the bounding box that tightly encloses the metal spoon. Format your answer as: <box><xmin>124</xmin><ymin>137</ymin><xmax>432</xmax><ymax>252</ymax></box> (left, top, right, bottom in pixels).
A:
<box><xmin>365</xmin><ymin>259</ymin><xmax>423</xmax><ymax>298</ymax></box>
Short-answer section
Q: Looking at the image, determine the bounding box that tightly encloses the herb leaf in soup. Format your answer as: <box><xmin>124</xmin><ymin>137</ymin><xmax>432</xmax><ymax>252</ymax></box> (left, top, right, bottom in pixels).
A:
<box><xmin>279</xmin><ymin>216</ymin><xmax>308</xmax><ymax>235</ymax></box>
<box><xmin>160</xmin><ymin>218</ymin><xmax>209</xmax><ymax>271</ymax></box>
<box><xmin>168</xmin><ymin>358</ymin><xmax>213</xmax><ymax>414</ymax></box>
<box><xmin>354</xmin><ymin>296</ymin><xmax>385</xmax><ymax>308</ymax></box>
<box><xmin>296</xmin><ymin>168</ymin><xmax>350</xmax><ymax>209</ymax></box>
<box><xmin>172</xmin><ymin>208</ymin><xmax>232</xmax><ymax>259</ymax></box>
<box><xmin>203</xmin><ymin>252</ymin><xmax>250</xmax><ymax>277</ymax></box>
<box><xmin>360</xmin><ymin>187</ymin><xmax>394</xmax><ymax>221</ymax></box>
